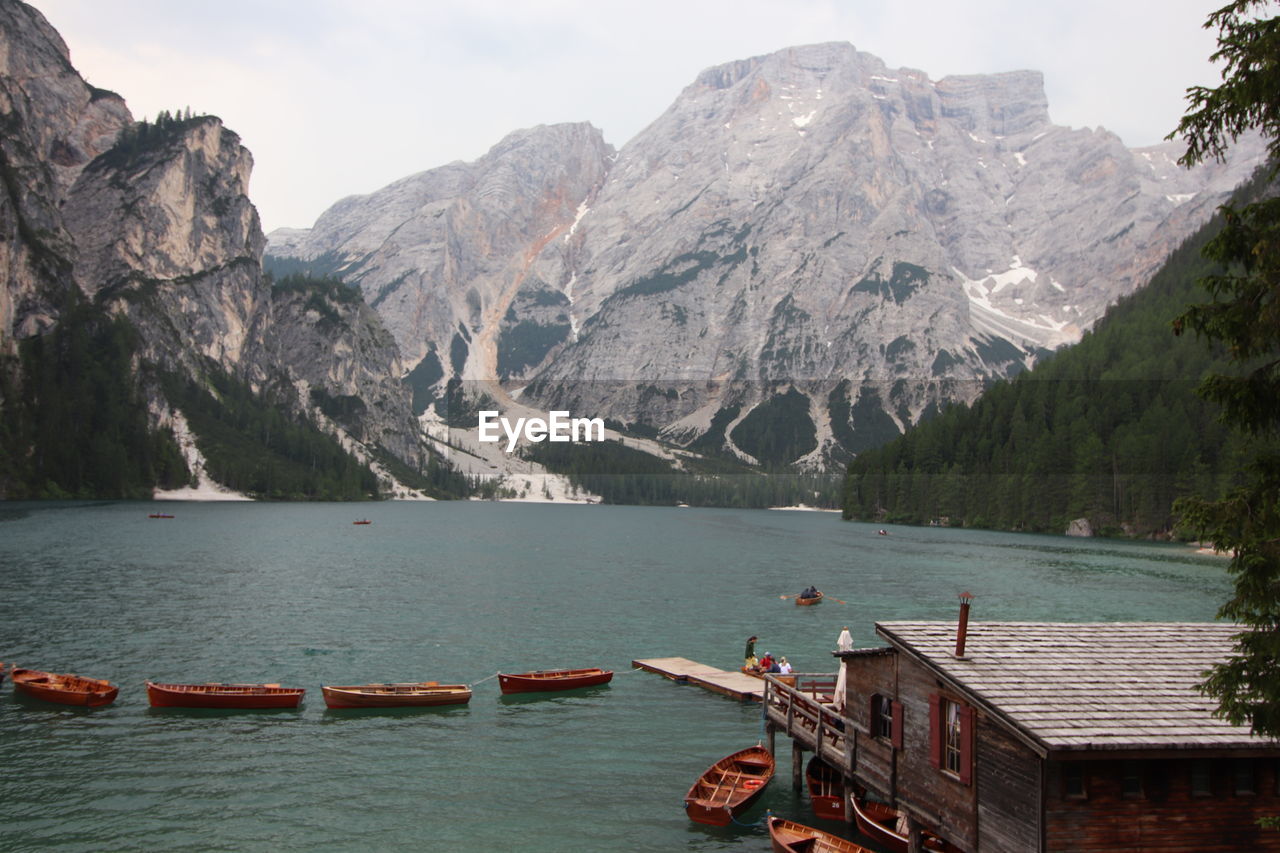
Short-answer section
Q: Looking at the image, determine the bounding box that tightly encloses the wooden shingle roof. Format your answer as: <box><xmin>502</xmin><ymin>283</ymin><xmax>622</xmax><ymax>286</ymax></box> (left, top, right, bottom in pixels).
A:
<box><xmin>875</xmin><ymin>621</ymin><xmax>1276</xmax><ymax>755</ymax></box>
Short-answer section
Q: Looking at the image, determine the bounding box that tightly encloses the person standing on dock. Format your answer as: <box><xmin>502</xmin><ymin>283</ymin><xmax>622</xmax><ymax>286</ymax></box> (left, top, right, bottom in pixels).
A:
<box><xmin>744</xmin><ymin>635</ymin><xmax>759</xmax><ymax>670</ymax></box>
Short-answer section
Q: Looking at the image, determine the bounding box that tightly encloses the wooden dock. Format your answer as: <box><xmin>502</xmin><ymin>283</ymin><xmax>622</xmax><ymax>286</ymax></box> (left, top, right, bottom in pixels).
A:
<box><xmin>631</xmin><ymin>656</ymin><xmax>765</xmax><ymax>702</ymax></box>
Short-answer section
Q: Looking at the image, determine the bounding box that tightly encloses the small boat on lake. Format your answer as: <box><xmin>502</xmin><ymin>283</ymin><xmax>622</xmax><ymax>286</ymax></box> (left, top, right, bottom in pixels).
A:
<box><xmin>146</xmin><ymin>681</ymin><xmax>305</xmax><ymax>709</ymax></box>
<box><xmin>683</xmin><ymin>744</ymin><xmax>775</xmax><ymax>826</ymax></box>
<box><xmin>497</xmin><ymin>667</ymin><xmax>613</xmax><ymax>694</ymax></box>
<box><xmin>148</xmin><ymin>513</ymin><xmax>174</xmax><ymax>519</ymax></box>
<box><xmin>796</xmin><ymin>590</ymin><xmax>824</xmax><ymax>606</ymax></box>
<box><xmin>768</xmin><ymin>816</ymin><xmax>872</xmax><ymax>853</ymax></box>
<box><xmin>11</xmin><ymin>668</ymin><xmax>119</xmax><ymax>707</ymax></box>
<box><xmin>352</xmin><ymin>519</ymin><xmax>371</xmax><ymax>525</ymax></box>
<box><xmin>806</xmin><ymin>755</ymin><xmax>846</xmax><ymax>821</ymax></box>
<box><xmin>321</xmin><ymin>682</ymin><xmax>472</xmax><ymax>709</ymax></box>
<box><xmin>851</xmin><ymin>795</ymin><xmax>953</xmax><ymax>852</ymax></box>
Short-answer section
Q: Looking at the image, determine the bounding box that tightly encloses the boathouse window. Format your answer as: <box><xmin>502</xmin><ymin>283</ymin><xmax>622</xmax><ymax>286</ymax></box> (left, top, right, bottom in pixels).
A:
<box><xmin>1235</xmin><ymin>759</ymin><xmax>1256</xmax><ymax>796</ymax></box>
<box><xmin>944</xmin><ymin>700</ymin><xmax>961</xmax><ymax>773</ymax></box>
<box><xmin>1191</xmin><ymin>759</ymin><xmax>1213</xmax><ymax>797</ymax></box>
<box><xmin>1121</xmin><ymin>760</ymin><xmax>1144</xmax><ymax>799</ymax></box>
<box><xmin>870</xmin><ymin>694</ymin><xmax>903</xmax><ymax>747</ymax></box>
<box><xmin>1063</xmin><ymin>764</ymin><xmax>1086</xmax><ymax>799</ymax></box>
<box><xmin>928</xmin><ymin>694</ymin><xmax>972</xmax><ymax>784</ymax></box>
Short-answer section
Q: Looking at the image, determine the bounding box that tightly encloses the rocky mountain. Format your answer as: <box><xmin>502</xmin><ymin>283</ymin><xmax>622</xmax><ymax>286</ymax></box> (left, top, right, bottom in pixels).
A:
<box><xmin>269</xmin><ymin>42</ymin><xmax>1263</xmax><ymax>469</ymax></box>
<box><xmin>0</xmin><ymin>0</ymin><xmax>428</xmax><ymax>497</ymax></box>
<box><xmin>0</xmin><ymin>0</ymin><xmax>130</xmax><ymax>350</ymax></box>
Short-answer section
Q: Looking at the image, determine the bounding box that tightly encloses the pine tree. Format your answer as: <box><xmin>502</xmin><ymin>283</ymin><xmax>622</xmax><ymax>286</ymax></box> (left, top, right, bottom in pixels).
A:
<box><xmin>1169</xmin><ymin>0</ymin><xmax>1280</xmax><ymax>738</ymax></box>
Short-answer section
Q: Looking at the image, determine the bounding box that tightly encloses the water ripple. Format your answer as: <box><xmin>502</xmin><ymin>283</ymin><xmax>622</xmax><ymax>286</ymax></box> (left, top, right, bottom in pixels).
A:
<box><xmin>0</xmin><ymin>502</ymin><xmax>1232</xmax><ymax>851</ymax></box>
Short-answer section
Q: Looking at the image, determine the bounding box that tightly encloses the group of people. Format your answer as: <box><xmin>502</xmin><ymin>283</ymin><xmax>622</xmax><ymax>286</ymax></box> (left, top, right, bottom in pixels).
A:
<box><xmin>742</xmin><ymin>635</ymin><xmax>791</xmax><ymax>675</ymax></box>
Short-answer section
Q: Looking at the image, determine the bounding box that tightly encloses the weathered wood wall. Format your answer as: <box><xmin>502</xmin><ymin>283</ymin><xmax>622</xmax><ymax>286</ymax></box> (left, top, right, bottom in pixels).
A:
<box><xmin>893</xmin><ymin>652</ymin><xmax>977</xmax><ymax>851</ymax></box>
<box><xmin>845</xmin><ymin>650</ymin><xmax>896</xmax><ymax>798</ymax></box>
<box><xmin>1045</xmin><ymin>758</ymin><xmax>1280</xmax><ymax>852</ymax></box>
<box><xmin>844</xmin><ymin>649</ymin><xmax>981</xmax><ymax>851</ymax></box>
<box><xmin>975</xmin><ymin>713</ymin><xmax>1041</xmax><ymax>851</ymax></box>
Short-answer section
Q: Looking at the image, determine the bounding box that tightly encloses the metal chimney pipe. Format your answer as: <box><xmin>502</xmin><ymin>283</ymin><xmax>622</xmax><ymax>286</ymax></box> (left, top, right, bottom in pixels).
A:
<box><xmin>955</xmin><ymin>591</ymin><xmax>974</xmax><ymax>658</ymax></box>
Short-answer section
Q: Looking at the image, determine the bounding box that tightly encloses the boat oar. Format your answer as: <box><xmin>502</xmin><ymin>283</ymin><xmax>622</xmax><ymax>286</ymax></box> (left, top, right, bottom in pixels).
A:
<box><xmin>779</xmin><ymin>594</ymin><xmax>797</xmax><ymax>599</ymax></box>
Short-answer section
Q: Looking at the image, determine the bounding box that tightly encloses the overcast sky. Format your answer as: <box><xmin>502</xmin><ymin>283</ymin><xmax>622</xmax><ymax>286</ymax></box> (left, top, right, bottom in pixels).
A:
<box><xmin>34</xmin><ymin>0</ymin><xmax>1228</xmax><ymax>234</ymax></box>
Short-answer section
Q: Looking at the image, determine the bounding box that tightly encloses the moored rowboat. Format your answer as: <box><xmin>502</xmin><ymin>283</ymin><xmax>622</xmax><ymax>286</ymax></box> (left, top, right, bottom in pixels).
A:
<box><xmin>806</xmin><ymin>755</ymin><xmax>846</xmax><ymax>821</ymax></box>
<box><xmin>12</xmin><ymin>668</ymin><xmax>118</xmax><ymax>707</ymax></box>
<box><xmin>851</xmin><ymin>795</ymin><xmax>954</xmax><ymax>852</ymax></box>
<box><xmin>321</xmin><ymin>682</ymin><xmax>472</xmax><ymax>709</ymax></box>
<box><xmin>497</xmin><ymin>667</ymin><xmax>613</xmax><ymax>694</ymax></box>
<box><xmin>767</xmin><ymin>816</ymin><xmax>872</xmax><ymax>853</ymax></box>
<box><xmin>852</xmin><ymin>795</ymin><xmax>910</xmax><ymax>853</ymax></box>
<box><xmin>683</xmin><ymin>744</ymin><xmax>775</xmax><ymax>826</ymax></box>
<box><xmin>146</xmin><ymin>681</ymin><xmax>305</xmax><ymax>709</ymax></box>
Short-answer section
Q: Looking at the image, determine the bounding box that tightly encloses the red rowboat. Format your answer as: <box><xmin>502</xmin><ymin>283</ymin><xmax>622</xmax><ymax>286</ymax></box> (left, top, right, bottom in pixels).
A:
<box><xmin>851</xmin><ymin>795</ymin><xmax>955</xmax><ymax>852</ymax></box>
<box><xmin>146</xmin><ymin>681</ymin><xmax>305</xmax><ymax>709</ymax></box>
<box><xmin>497</xmin><ymin>667</ymin><xmax>613</xmax><ymax>694</ymax></box>
<box><xmin>148</xmin><ymin>513</ymin><xmax>174</xmax><ymax>519</ymax></box>
<box><xmin>767</xmin><ymin>816</ymin><xmax>872</xmax><ymax>853</ymax></box>
<box><xmin>683</xmin><ymin>744</ymin><xmax>775</xmax><ymax>826</ymax></box>
<box><xmin>806</xmin><ymin>755</ymin><xmax>846</xmax><ymax>821</ymax></box>
<box><xmin>353</xmin><ymin>519</ymin><xmax>371</xmax><ymax>525</ymax></box>
<box><xmin>796</xmin><ymin>590</ymin><xmax>824</xmax><ymax>606</ymax></box>
<box><xmin>321</xmin><ymin>682</ymin><xmax>472</xmax><ymax>709</ymax></box>
<box><xmin>11</xmin><ymin>668</ymin><xmax>119</xmax><ymax>707</ymax></box>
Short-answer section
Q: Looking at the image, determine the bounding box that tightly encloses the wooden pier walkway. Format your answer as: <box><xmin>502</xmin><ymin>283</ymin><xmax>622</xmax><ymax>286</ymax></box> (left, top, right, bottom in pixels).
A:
<box><xmin>631</xmin><ymin>657</ymin><xmax>765</xmax><ymax>702</ymax></box>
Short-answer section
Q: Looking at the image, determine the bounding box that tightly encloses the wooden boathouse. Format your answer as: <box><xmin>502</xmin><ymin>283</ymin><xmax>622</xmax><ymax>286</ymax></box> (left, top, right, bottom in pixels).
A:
<box><xmin>763</xmin><ymin>615</ymin><xmax>1280</xmax><ymax>852</ymax></box>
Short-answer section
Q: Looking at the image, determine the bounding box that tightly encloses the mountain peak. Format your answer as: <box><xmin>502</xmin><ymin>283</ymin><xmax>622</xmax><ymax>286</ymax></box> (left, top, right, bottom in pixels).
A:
<box><xmin>935</xmin><ymin>69</ymin><xmax>1049</xmax><ymax>136</ymax></box>
<box><xmin>265</xmin><ymin>40</ymin><xmax>1264</xmax><ymax>469</ymax></box>
<box><xmin>682</xmin><ymin>42</ymin><xmax>1051</xmax><ymax>140</ymax></box>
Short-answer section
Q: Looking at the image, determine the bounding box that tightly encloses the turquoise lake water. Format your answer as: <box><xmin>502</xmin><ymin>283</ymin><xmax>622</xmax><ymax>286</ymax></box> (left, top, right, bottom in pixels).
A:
<box><xmin>0</xmin><ymin>501</ymin><xmax>1233</xmax><ymax>851</ymax></box>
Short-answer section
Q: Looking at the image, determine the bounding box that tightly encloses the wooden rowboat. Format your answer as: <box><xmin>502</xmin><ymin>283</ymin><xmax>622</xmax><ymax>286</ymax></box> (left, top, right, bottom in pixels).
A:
<box><xmin>11</xmin><ymin>668</ymin><xmax>118</xmax><ymax>707</ymax></box>
<box><xmin>352</xmin><ymin>519</ymin><xmax>371</xmax><ymax>525</ymax></box>
<box><xmin>497</xmin><ymin>667</ymin><xmax>613</xmax><ymax>694</ymax></box>
<box><xmin>683</xmin><ymin>744</ymin><xmax>775</xmax><ymax>826</ymax></box>
<box><xmin>768</xmin><ymin>816</ymin><xmax>873</xmax><ymax>853</ymax></box>
<box><xmin>852</xmin><ymin>795</ymin><xmax>910</xmax><ymax>853</ymax></box>
<box><xmin>796</xmin><ymin>590</ymin><xmax>824</xmax><ymax>606</ymax></box>
<box><xmin>851</xmin><ymin>795</ymin><xmax>954</xmax><ymax>852</ymax></box>
<box><xmin>321</xmin><ymin>682</ymin><xmax>472</xmax><ymax>709</ymax></box>
<box><xmin>806</xmin><ymin>755</ymin><xmax>846</xmax><ymax>821</ymax></box>
<box><xmin>146</xmin><ymin>681</ymin><xmax>305</xmax><ymax>709</ymax></box>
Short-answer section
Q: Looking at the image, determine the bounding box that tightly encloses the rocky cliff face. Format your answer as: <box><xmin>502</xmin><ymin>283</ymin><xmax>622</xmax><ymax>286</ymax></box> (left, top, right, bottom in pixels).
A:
<box><xmin>1</xmin><ymin>0</ymin><xmax>426</xmax><ymax>485</ymax></box>
<box><xmin>63</xmin><ymin>116</ymin><xmax>268</xmax><ymax>372</ymax></box>
<box><xmin>252</xmin><ymin>280</ymin><xmax>423</xmax><ymax>468</ymax></box>
<box><xmin>269</xmin><ymin>42</ymin><xmax>1262</xmax><ymax>468</ymax></box>
<box><xmin>268</xmin><ymin>122</ymin><xmax>614</xmax><ymax>384</ymax></box>
<box><xmin>0</xmin><ymin>0</ymin><xmax>130</xmax><ymax>351</ymax></box>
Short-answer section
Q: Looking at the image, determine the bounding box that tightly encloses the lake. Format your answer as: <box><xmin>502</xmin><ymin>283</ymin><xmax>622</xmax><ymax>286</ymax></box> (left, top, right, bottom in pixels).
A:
<box><xmin>0</xmin><ymin>501</ymin><xmax>1232</xmax><ymax>851</ymax></box>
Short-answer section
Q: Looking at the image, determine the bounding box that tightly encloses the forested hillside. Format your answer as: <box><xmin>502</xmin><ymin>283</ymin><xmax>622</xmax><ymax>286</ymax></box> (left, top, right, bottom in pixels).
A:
<box><xmin>525</xmin><ymin>437</ymin><xmax>842</xmax><ymax>508</ymax></box>
<box><xmin>842</xmin><ymin>176</ymin><xmax>1273</xmax><ymax>537</ymax></box>
<box><xmin>0</xmin><ymin>295</ymin><xmax>191</xmax><ymax>499</ymax></box>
